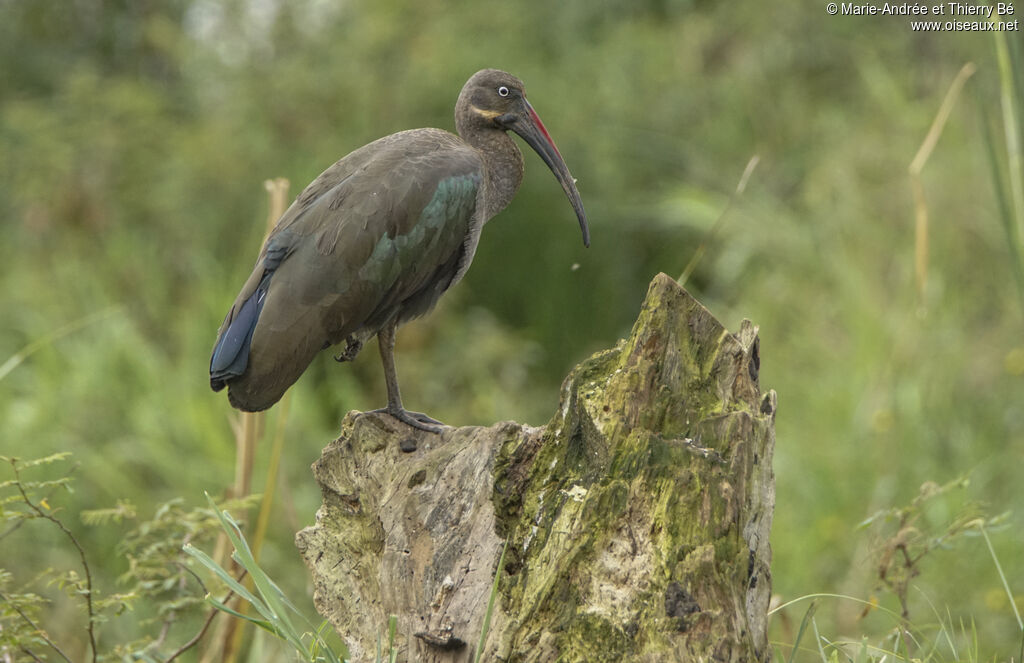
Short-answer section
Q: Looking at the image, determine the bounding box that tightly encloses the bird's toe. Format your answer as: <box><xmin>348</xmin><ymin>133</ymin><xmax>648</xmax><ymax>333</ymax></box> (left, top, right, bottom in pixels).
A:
<box><xmin>404</xmin><ymin>410</ymin><xmax>444</xmax><ymax>426</ymax></box>
<box><xmin>391</xmin><ymin>408</ymin><xmax>444</xmax><ymax>434</ymax></box>
<box><xmin>361</xmin><ymin>407</ymin><xmax>445</xmax><ymax>434</ymax></box>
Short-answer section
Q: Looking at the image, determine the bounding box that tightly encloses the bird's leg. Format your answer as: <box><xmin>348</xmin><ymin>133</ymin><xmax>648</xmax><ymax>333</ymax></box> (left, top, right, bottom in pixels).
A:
<box><xmin>333</xmin><ymin>335</ymin><xmax>363</xmax><ymax>362</ymax></box>
<box><xmin>365</xmin><ymin>320</ymin><xmax>444</xmax><ymax>434</ymax></box>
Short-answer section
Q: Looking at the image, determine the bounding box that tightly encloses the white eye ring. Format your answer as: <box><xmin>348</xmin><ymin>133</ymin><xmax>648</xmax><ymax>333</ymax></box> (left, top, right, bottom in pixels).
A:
<box><xmin>497</xmin><ymin>86</ymin><xmax>510</xmax><ymax>97</ymax></box>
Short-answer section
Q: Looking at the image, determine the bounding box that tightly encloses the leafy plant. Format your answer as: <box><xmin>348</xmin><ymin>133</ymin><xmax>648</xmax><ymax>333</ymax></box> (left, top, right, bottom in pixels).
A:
<box><xmin>1</xmin><ymin>453</ymin><xmax>99</xmax><ymax>662</ymax></box>
<box><xmin>0</xmin><ymin>454</ymin><xmax>258</xmax><ymax>662</ymax></box>
<box><xmin>184</xmin><ymin>494</ymin><xmax>347</xmax><ymax>663</ymax></box>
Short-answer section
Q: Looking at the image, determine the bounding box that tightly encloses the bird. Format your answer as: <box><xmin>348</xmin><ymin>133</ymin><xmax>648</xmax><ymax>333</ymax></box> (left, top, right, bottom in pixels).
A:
<box><xmin>209</xmin><ymin>69</ymin><xmax>589</xmax><ymax>433</ymax></box>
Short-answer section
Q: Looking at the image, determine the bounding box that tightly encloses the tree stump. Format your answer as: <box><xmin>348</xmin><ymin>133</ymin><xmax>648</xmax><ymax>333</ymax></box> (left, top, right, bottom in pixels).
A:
<box><xmin>296</xmin><ymin>273</ymin><xmax>777</xmax><ymax>662</ymax></box>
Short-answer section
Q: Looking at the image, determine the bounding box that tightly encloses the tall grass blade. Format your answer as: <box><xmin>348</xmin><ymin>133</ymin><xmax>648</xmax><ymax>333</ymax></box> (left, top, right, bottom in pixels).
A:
<box><xmin>787</xmin><ymin>600</ymin><xmax>817</xmax><ymax>663</ymax></box>
<box><xmin>0</xmin><ymin>307</ymin><xmax>120</xmax><ymax>383</ymax></box>
<box><xmin>853</xmin><ymin>636</ymin><xmax>869</xmax><ymax>663</ymax></box>
<box><xmin>388</xmin><ymin>615</ymin><xmax>398</xmax><ymax>663</ymax></box>
<box><xmin>986</xmin><ymin>28</ymin><xmax>1024</xmax><ymax>320</ymax></box>
<box><xmin>979</xmin><ymin>93</ymin><xmax>1024</xmax><ymax>317</ymax></box>
<box><xmin>474</xmin><ymin>540</ymin><xmax>509</xmax><ymax>663</ymax></box>
<box><xmin>183</xmin><ymin>543</ymin><xmax>265</xmax><ymax>611</ymax></box>
<box><xmin>677</xmin><ymin>154</ymin><xmax>759</xmax><ymax>286</ymax></box>
<box><xmin>204</xmin><ymin>597</ymin><xmax>277</xmax><ymax>634</ymax></box>
<box><xmin>770</xmin><ymin>593</ymin><xmax>905</xmax><ymax>623</ymax></box>
<box><xmin>187</xmin><ymin>495</ymin><xmax>345</xmax><ymax>663</ymax></box>
<box><xmin>204</xmin><ymin>496</ymin><xmax>309</xmax><ymax>655</ymax></box>
<box><xmin>980</xmin><ymin>524</ymin><xmax>1023</xmax><ymax>633</ymax></box>
<box><xmin>993</xmin><ymin>31</ymin><xmax>1024</xmax><ymax>241</ymax></box>
<box><xmin>810</xmin><ymin>616</ymin><xmax>829</xmax><ymax>662</ymax></box>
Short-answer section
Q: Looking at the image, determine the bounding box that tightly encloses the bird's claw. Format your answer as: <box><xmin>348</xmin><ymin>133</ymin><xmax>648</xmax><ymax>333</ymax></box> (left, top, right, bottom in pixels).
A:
<box><xmin>364</xmin><ymin>407</ymin><xmax>445</xmax><ymax>434</ymax></box>
<box><xmin>334</xmin><ymin>337</ymin><xmax>363</xmax><ymax>363</ymax></box>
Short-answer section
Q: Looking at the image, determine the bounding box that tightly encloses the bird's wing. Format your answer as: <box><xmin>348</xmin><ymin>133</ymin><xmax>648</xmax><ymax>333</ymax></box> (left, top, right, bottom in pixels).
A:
<box><xmin>263</xmin><ymin>129</ymin><xmax>482</xmax><ymax>334</ymax></box>
<box><xmin>217</xmin><ymin>129</ymin><xmax>481</xmax><ymax>332</ymax></box>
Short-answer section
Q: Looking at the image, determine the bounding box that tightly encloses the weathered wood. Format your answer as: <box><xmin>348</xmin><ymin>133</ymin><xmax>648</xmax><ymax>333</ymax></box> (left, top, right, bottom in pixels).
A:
<box><xmin>296</xmin><ymin>273</ymin><xmax>777</xmax><ymax>662</ymax></box>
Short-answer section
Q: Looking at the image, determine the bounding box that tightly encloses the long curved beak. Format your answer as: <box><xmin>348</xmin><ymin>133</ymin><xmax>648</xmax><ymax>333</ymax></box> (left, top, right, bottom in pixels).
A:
<box><xmin>503</xmin><ymin>100</ymin><xmax>590</xmax><ymax>247</ymax></box>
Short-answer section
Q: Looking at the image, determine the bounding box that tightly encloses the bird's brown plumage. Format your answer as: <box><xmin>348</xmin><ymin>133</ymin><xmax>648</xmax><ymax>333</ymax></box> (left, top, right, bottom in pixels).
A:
<box><xmin>210</xmin><ymin>69</ymin><xmax>589</xmax><ymax>427</ymax></box>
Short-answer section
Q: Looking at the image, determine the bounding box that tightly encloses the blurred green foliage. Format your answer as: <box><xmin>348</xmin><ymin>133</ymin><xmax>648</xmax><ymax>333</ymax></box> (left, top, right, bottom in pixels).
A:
<box><xmin>1</xmin><ymin>0</ymin><xmax>1022</xmax><ymax>659</ymax></box>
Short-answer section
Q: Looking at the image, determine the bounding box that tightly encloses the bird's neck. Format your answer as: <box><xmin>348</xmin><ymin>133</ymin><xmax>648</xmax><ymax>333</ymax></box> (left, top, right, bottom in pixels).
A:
<box><xmin>458</xmin><ymin>124</ymin><xmax>524</xmax><ymax>221</ymax></box>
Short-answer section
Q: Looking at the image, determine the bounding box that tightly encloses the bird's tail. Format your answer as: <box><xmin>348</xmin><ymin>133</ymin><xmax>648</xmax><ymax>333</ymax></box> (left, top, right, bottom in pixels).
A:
<box><xmin>210</xmin><ymin>273</ymin><xmax>271</xmax><ymax>391</ymax></box>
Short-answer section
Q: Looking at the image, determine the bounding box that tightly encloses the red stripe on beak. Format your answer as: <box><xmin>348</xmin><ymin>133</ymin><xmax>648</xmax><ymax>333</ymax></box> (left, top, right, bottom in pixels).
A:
<box><xmin>526</xmin><ymin>101</ymin><xmax>565</xmax><ymax>162</ymax></box>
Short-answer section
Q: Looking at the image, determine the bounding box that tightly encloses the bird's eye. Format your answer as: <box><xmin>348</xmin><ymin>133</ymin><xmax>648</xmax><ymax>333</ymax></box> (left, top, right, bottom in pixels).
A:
<box><xmin>497</xmin><ymin>86</ymin><xmax>510</xmax><ymax>97</ymax></box>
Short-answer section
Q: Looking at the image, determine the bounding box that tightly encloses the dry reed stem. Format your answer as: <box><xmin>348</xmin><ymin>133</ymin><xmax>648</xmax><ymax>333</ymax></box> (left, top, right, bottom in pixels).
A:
<box><xmin>221</xmin><ymin>178</ymin><xmax>292</xmax><ymax>663</ymax></box>
<box><xmin>909</xmin><ymin>62</ymin><xmax>976</xmax><ymax>306</ymax></box>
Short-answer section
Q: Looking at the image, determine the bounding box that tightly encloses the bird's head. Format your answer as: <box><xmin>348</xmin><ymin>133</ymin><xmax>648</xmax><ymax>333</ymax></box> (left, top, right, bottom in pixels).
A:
<box><xmin>457</xmin><ymin>69</ymin><xmax>590</xmax><ymax>247</ymax></box>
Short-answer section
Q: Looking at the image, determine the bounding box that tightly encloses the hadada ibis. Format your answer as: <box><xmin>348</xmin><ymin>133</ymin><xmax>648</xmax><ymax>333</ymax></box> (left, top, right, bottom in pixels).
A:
<box><xmin>210</xmin><ymin>69</ymin><xmax>589</xmax><ymax>433</ymax></box>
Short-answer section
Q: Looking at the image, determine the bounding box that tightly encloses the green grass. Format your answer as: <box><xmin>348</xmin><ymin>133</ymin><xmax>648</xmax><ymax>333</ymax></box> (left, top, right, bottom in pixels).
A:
<box><xmin>770</xmin><ymin>477</ymin><xmax>1024</xmax><ymax>662</ymax></box>
<box><xmin>772</xmin><ymin>588</ymin><xmax>1017</xmax><ymax>663</ymax></box>
<box><xmin>184</xmin><ymin>495</ymin><xmax>347</xmax><ymax>663</ymax></box>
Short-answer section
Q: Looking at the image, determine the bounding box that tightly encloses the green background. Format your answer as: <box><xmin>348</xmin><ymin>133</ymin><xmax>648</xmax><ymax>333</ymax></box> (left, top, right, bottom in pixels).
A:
<box><xmin>1</xmin><ymin>0</ymin><xmax>1022</xmax><ymax>659</ymax></box>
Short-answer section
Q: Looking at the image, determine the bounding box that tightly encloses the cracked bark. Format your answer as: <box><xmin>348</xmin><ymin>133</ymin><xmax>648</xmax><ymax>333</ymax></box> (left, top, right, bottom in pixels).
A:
<box><xmin>296</xmin><ymin>273</ymin><xmax>777</xmax><ymax>662</ymax></box>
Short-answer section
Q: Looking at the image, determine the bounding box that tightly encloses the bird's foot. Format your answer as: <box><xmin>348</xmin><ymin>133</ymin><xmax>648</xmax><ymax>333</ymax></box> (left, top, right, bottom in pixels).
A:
<box><xmin>365</xmin><ymin>407</ymin><xmax>445</xmax><ymax>434</ymax></box>
<box><xmin>334</xmin><ymin>336</ymin><xmax>363</xmax><ymax>363</ymax></box>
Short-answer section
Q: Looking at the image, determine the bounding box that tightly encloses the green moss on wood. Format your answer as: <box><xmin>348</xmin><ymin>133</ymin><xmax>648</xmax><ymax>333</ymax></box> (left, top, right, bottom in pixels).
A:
<box><xmin>559</xmin><ymin>614</ymin><xmax>636</xmax><ymax>661</ymax></box>
<box><xmin>490</xmin><ymin>274</ymin><xmax>774</xmax><ymax>662</ymax></box>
